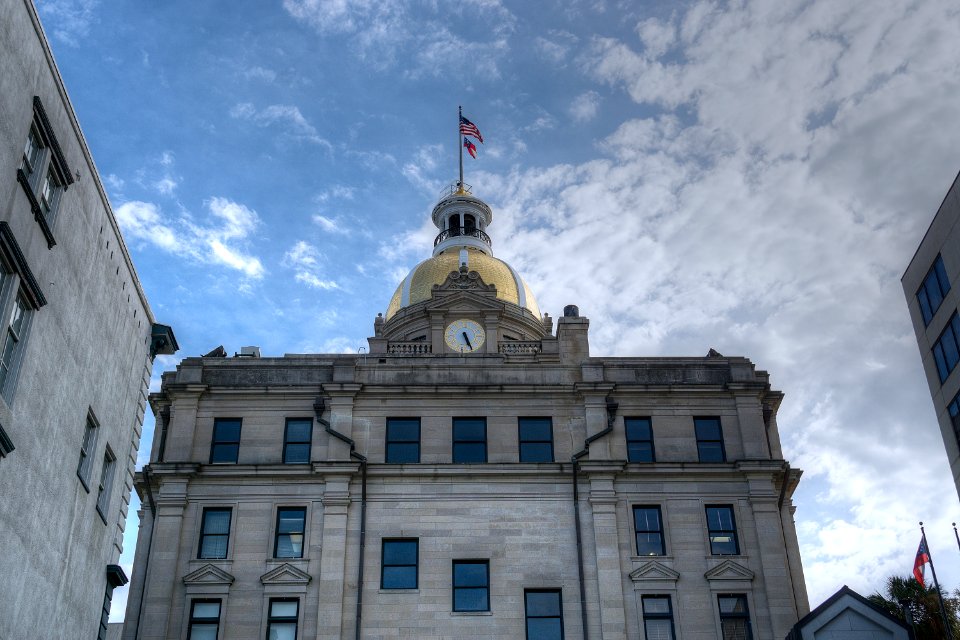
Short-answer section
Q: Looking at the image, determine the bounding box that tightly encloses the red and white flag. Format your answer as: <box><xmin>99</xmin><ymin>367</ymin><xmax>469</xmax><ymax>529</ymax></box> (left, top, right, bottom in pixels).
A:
<box><xmin>914</xmin><ymin>538</ymin><xmax>931</xmax><ymax>587</ymax></box>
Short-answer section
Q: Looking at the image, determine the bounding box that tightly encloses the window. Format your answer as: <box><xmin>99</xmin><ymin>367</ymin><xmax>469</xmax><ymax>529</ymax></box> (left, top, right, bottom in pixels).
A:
<box><xmin>267</xmin><ymin>599</ymin><xmax>299</xmax><ymax>640</ymax></box>
<box><xmin>187</xmin><ymin>599</ymin><xmax>221</xmax><ymax>640</ymax></box>
<box><xmin>0</xmin><ymin>294</ymin><xmax>30</xmax><ymax>397</ymax></box>
<box><xmin>641</xmin><ymin>595</ymin><xmax>676</xmax><ymax>640</ymax></box>
<box><xmin>917</xmin><ymin>255</ymin><xmax>951</xmax><ymax>325</ymax></box>
<box><xmin>283</xmin><ymin>418</ymin><xmax>312</xmax><ymax>464</ymax></box>
<box><xmin>519</xmin><ymin>417</ymin><xmax>553</xmax><ymax>463</ymax></box>
<box><xmin>0</xmin><ymin>222</ymin><xmax>46</xmax><ymax>404</ymax></box>
<box><xmin>949</xmin><ymin>390</ymin><xmax>960</xmax><ymax>446</ymax></box>
<box><xmin>524</xmin><ymin>589</ymin><xmax>563</xmax><ymax>639</ymax></box>
<box><xmin>453</xmin><ymin>560</ymin><xmax>489</xmax><ymax>611</ymax></box>
<box><xmin>706</xmin><ymin>506</ymin><xmax>739</xmax><ymax>555</ymax></box>
<box><xmin>209</xmin><ymin>418</ymin><xmax>241</xmax><ymax>463</ymax></box>
<box><xmin>933</xmin><ymin>313</ymin><xmax>960</xmax><ymax>383</ymax></box>
<box><xmin>718</xmin><ymin>595</ymin><xmax>752</xmax><ymax>640</ymax></box>
<box><xmin>17</xmin><ymin>97</ymin><xmax>73</xmax><ymax>246</ymax></box>
<box><xmin>633</xmin><ymin>506</ymin><xmax>665</xmax><ymax>556</ymax></box>
<box><xmin>385</xmin><ymin>418</ymin><xmax>420</xmax><ymax>463</ymax></box>
<box><xmin>274</xmin><ymin>507</ymin><xmax>306</xmax><ymax>558</ymax></box>
<box><xmin>95</xmin><ymin>447</ymin><xmax>116</xmax><ymax>522</ymax></box>
<box><xmin>198</xmin><ymin>508</ymin><xmax>232</xmax><ymax>559</ymax></box>
<box><xmin>76</xmin><ymin>412</ymin><xmax>99</xmax><ymax>489</ymax></box>
<box><xmin>625</xmin><ymin>417</ymin><xmax>654</xmax><ymax>462</ymax></box>
<box><xmin>453</xmin><ymin>418</ymin><xmax>486</xmax><ymax>463</ymax></box>
<box><xmin>695</xmin><ymin>417</ymin><xmax>725</xmax><ymax>462</ymax></box>
<box><xmin>381</xmin><ymin>538</ymin><xmax>418</xmax><ymax>589</ymax></box>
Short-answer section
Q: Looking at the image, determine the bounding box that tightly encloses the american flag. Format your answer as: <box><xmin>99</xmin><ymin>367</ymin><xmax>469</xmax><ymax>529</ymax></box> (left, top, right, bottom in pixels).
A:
<box><xmin>459</xmin><ymin>115</ymin><xmax>483</xmax><ymax>144</ymax></box>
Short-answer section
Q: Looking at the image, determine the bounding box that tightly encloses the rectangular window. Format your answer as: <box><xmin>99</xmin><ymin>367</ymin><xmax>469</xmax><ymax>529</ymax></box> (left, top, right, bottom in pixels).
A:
<box><xmin>718</xmin><ymin>595</ymin><xmax>753</xmax><ymax>640</ymax></box>
<box><xmin>17</xmin><ymin>98</ymin><xmax>73</xmax><ymax>242</ymax></box>
<box><xmin>917</xmin><ymin>255</ymin><xmax>951</xmax><ymax>326</ymax></box>
<box><xmin>519</xmin><ymin>417</ymin><xmax>553</xmax><ymax>463</ymax></box>
<box><xmin>385</xmin><ymin>417</ymin><xmax>420</xmax><ymax>463</ymax></box>
<box><xmin>21</xmin><ymin>126</ymin><xmax>42</xmax><ymax>181</ymax></box>
<box><xmin>187</xmin><ymin>599</ymin><xmax>221</xmax><ymax>640</ymax></box>
<box><xmin>198</xmin><ymin>507</ymin><xmax>232</xmax><ymax>559</ymax></box>
<box><xmin>633</xmin><ymin>506</ymin><xmax>665</xmax><ymax>556</ymax></box>
<box><xmin>706</xmin><ymin>506</ymin><xmax>739</xmax><ymax>555</ymax></box>
<box><xmin>209</xmin><ymin>418</ymin><xmax>241</xmax><ymax>463</ymax></box>
<box><xmin>949</xmin><ymin>390</ymin><xmax>960</xmax><ymax>447</ymax></box>
<box><xmin>453</xmin><ymin>417</ymin><xmax>486</xmax><ymax>463</ymax></box>
<box><xmin>283</xmin><ymin>418</ymin><xmax>312</xmax><ymax>464</ymax></box>
<box><xmin>933</xmin><ymin>313</ymin><xmax>960</xmax><ymax>383</ymax></box>
<box><xmin>274</xmin><ymin>507</ymin><xmax>306</xmax><ymax>558</ymax></box>
<box><xmin>267</xmin><ymin>599</ymin><xmax>299</xmax><ymax>640</ymax></box>
<box><xmin>0</xmin><ymin>294</ymin><xmax>30</xmax><ymax>397</ymax></box>
<box><xmin>76</xmin><ymin>412</ymin><xmax>99</xmax><ymax>489</ymax></box>
<box><xmin>453</xmin><ymin>560</ymin><xmax>489</xmax><ymax>611</ymax></box>
<box><xmin>625</xmin><ymin>417</ymin><xmax>655</xmax><ymax>462</ymax></box>
<box><xmin>642</xmin><ymin>595</ymin><xmax>676</xmax><ymax>640</ymax></box>
<box><xmin>525</xmin><ymin>589</ymin><xmax>563</xmax><ymax>639</ymax></box>
<box><xmin>695</xmin><ymin>417</ymin><xmax>726</xmax><ymax>462</ymax></box>
<box><xmin>381</xmin><ymin>538</ymin><xmax>418</xmax><ymax>589</ymax></box>
<box><xmin>95</xmin><ymin>447</ymin><xmax>116</xmax><ymax>521</ymax></box>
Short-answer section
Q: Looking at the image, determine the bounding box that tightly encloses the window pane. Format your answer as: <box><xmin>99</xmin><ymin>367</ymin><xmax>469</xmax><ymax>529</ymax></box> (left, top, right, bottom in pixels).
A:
<box><xmin>453</xmin><ymin>442</ymin><xmax>485</xmax><ymax>463</ymax></box>
<box><xmin>634</xmin><ymin>508</ymin><xmax>660</xmax><ymax>531</ymax></box>
<box><xmin>526</xmin><ymin>618</ymin><xmax>562</xmax><ymax>639</ymax></box>
<box><xmin>268</xmin><ymin>623</ymin><xmax>297</xmax><ymax>640</ymax></box>
<box><xmin>625</xmin><ymin>418</ymin><xmax>651</xmax><ymax>440</ymax></box>
<box><xmin>214</xmin><ymin>420</ymin><xmax>240</xmax><ymax>441</ymax></box>
<box><xmin>277</xmin><ymin>509</ymin><xmax>305</xmax><ymax>533</ymax></box>
<box><xmin>189</xmin><ymin>624</ymin><xmax>218</xmax><ymax>640</ymax></box>
<box><xmin>628</xmin><ymin>442</ymin><xmax>654</xmax><ymax>462</ymax></box>
<box><xmin>193</xmin><ymin>602</ymin><xmax>220</xmax><ymax>618</ymax></box>
<box><xmin>387</xmin><ymin>419</ymin><xmax>420</xmax><ymax>441</ymax></box>
<box><xmin>721</xmin><ymin>619</ymin><xmax>750</xmax><ymax>640</ymax></box>
<box><xmin>271</xmin><ymin>600</ymin><xmax>298</xmax><ymax>617</ymax></box>
<box><xmin>644</xmin><ymin>619</ymin><xmax>674</xmax><ymax>640</ymax></box>
<box><xmin>200</xmin><ymin>535</ymin><xmax>228</xmax><ymax>559</ymax></box>
<box><xmin>918</xmin><ymin>289</ymin><xmax>934</xmax><ymax>325</ymax></box>
<box><xmin>525</xmin><ymin>591</ymin><xmax>561</xmax><ymax>616</ymax></box>
<box><xmin>707</xmin><ymin>507</ymin><xmax>733</xmax><ymax>530</ymax></box>
<box><xmin>719</xmin><ymin>596</ymin><xmax>747</xmax><ymax>614</ymax></box>
<box><xmin>204</xmin><ymin>510</ymin><xmax>231</xmax><ymax>534</ymax></box>
<box><xmin>383</xmin><ymin>541</ymin><xmax>417</xmax><ymax>565</ymax></box>
<box><xmin>386</xmin><ymin>442</ymin><xmax>419</xmax><ymax>463</ymax></box>
<box><xmin>211</xmin><ymin>443</ymin><xmax>239</xmax><ymax>463</ymax></box>
<box><xmin>935</xmin><ymin>344</ymin><xmax>950</xmax><ymax>381</ymax></box>
<box><xmin>382</xmin><ymin>566</ymin><xmax>417</xmax><ymax>589</ymax></box>
<box><xmin>694</xmin><ymin>418</ymin><xmax>721</xmax><ymax>439</ymax></box>
<box><xmin>276</xmin><ymin>535</ymin><xmax>303</xmax><ymax>558</ymax></box>
<box><xmin>284</xmin><ymin>443</ymin><xmax>310</xmax><ymax>463</ymax></box>
<box><xmin>286</xmin><ymin>420</ymin><xmax>312</xmax><ymax>442</ymax></box>
<box><xmin>520</xmin><ymin>442</ymin><xmax>553</xmax><ymax>463</ymax></box>
<box><xmin>943</xmin><ymin>330</ymin><xmax>960</xmax><ymax>371</ymax></box>
<box><xmin>698</xmin><ymin>442</ymin><xmax>724</xmax><ymax>462</ymax></box>
<box><xmin>453</xmin><ymin>563</ymin><xmax>487</xmax><ymax>587</ymax></box>
<box><xmin>454</xmin><ymin>420</ymin><xmax>485</xmax><ymax>441</ymax></box>
<box><xmin>637</xmin><ymin>533</ymin><xmax>664</xmax><ymax>556</ymax></box>
<box><xmin>642</xmin><ymin>596</ymin><xmax>670</xmax><ymax>614</ymax></box>
<box><xmin>519</xmin><ymin>418</ymin><xmax>552</xmax><ymax>441</ymax></box>
<box><xmin>454</xmin><ymin>587</ymin><xmax>487</xmax><ymax>611</ymax></box>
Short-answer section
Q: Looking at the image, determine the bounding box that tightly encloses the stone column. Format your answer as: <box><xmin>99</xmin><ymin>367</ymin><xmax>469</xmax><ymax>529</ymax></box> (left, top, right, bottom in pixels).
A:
<box><xmin>484</xmin><ymin>311</ymin><xmax>500</xmax><ymax>354</ymax></box>
<box><xmin>120</xmin><ymin>505</ymin><xmax>153</xmax><ymax>640</ymax></box>
<box><xmin>430</xmin><ymin>311</ymin><xmax>445</xmax><ymax>354</ymax></box>
<box><xmin>321</xmin><ymin>384</ymin><xmax>361</xmax><ymax>461</ymax></box>
<box><xmin>315</xmin><ymin>471</ymin><xmax>358</xmax><ymax>640</ymax></box>
<box><xmin>163</xmin><ymin>386</ymin><xmax>206</xmax><ymax>462</ymax></box>
<box><xmin>731</xmin><ymin>388</ymin><xmax>768</xmax><ymax>459</ymax></box>
<box><xmin>579</xmin><ymin>384</ymin><xmax>614</xmax><ymax>460</ymax></box>
<box><xmin>138</xmin><ymin>477</ymin><xmax>189</xmax><ymax>639</ymax></box>
<box><xmin>583</xmin><ymin>466</ymin><xmax>627</xmax><ymax>640</ymax></box>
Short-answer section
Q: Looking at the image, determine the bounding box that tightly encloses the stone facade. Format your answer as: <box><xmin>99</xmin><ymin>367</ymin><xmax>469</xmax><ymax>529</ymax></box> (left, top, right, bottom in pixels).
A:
<box><xmin>902</xmin><ymin>170</ymin><xmax>960</xmax><ymax>499</ymax></box>
<box><xmin>124</xmin><ymin>187</ymin><xmax>807</xmax><ymax>639</ymax></box>
<box><xmin>0</xmin><ymin>1</ymin><xmax>175</xmax><ymax>637</ymax></box>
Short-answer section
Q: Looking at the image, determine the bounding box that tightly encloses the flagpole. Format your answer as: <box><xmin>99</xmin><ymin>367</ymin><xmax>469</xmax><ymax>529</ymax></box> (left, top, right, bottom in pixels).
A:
<box><xmin>458</xmin><ymin>105</ymin><xmax>464</xmax><ymax>192</ymax></box>
<box><xmin>953</xmin><ymin>522</ymin><xmax>960</xmax><ymax>554</ymax></box>
<box><xmin>921</xmin><ymin>522</ymin><xmax>954</xmax><ymax>639</ymax></box>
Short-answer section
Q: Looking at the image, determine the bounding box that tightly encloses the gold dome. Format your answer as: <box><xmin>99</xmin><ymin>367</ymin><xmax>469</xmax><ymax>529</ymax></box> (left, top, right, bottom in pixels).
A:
<box><xmin>386</xmin><ymin>248</ymin><xmax>541</xmax><ymax>320</ymax></box>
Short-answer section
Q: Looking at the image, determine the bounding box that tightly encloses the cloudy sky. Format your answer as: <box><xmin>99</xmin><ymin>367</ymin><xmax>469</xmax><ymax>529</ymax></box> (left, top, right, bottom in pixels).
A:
<box><xmin>35</xmin><ymin>0</ymin><xmax>960</xmax><ymax>621</ymax></box>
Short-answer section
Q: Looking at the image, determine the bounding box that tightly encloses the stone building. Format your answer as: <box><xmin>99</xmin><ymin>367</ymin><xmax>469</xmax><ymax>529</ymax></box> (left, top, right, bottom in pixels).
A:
<box><xmin>903</xmin><ymin>170</ymin><xmax>960</xmax><ymax>500</ymax></box>
<box><xmin>124</xmin><ymin>185</ymin><xmax>807</xmax><ymax>639</ymax></box>
<box><xmin>0</xmin><ymin>0</ymin><xmax>177</xmax><ymax>637</ymax></box>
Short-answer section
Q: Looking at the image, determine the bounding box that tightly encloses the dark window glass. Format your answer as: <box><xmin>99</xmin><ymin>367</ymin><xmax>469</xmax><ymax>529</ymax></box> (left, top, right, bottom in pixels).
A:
<box><xmin>633</xmin><ymin>506</ymin><xmax>665</xmax><ymax>556</ymax></box>
<box><xmin>949</xmin><ymin>391</ymin><xmax>960</xmax><ymax>447</ymax></box>
<box><xmin>625</xmin><ymin>417</ymin><xmax>655</xmax><ymax>462</ymax></box>
<box><xmin>210</xmin><ymin>418</ymin><xmax>241</xmax><ymax>463</ymax></box>
<box><xmin>77</xmin><ymin>413</ymin><xmax>98</xmax><ymax>487</ymax></box>
<box><xmin>95</xmin><ymin>448</ymin><xmax>116</xmax><ymax>520</ymax></box>
<box><xmin>198</xmin><ymin>508</ymin><xmax>231</xmax><ymax>559</ymax></box>
<box><xmin>453</xmin><ymin>418</ymin><xmax>486</xmax><ymax>463</ymax></box>
<box><xmin>381</xmin><ymin>538</ymin><xmax>418</xmax><ymax>589</ymax></box>
<box><xmin>0</xmin><ymin>294</ymin><xmax>29</xmax><ymax>397</ymax></box>
<box><xmin>274</xmin><ymin>507</ymin><xmax>306</xmax><ymax>558</ymax></box>
<box><xmin>519</xmin><ymin>417</ymin><xmax>553</xmax><ymax>463</ymax></box>
<box><xmin>719</xmin><ymin>595</ymin><xmax>753</xmax><ymax>640</ymax></box>
<box><xmin>933</xmin><ymin>313</ymin><xmax>960</xmax><ymax>383</ymax></box>
<box><xmin>283</xmin><ymin>418</ymin><xmax>312</xmax><ymax>464</ymax></box>
<box><xmin>267</xmin><ymin>599</ymin><xmax>299</xmax><ymax>640</ymax></box>
<box><xmin>525</xmin><ymin>589</ymin><xmax>563</xmax><ymax>640</ymax></box>
<box><xmin>453</xmin><ymin>560</ymin><xmax>489</xmax><ymax>611</ymax></box>
<box><xmin>695</xmin><ymin>417</ymin><xmax>725</xmax><ymax>462</ymax></box>
<box><xmin>642</xmin><ymin>595</ymin><xmax>676</xmax><ymax>640</ymax></box>
<box><xmin>187</xmin><ymin>600</ymin><xmax>221</xmax><ymax>640</ymax></box>
<box><xmin>706</xmin><ymin>506</ymin><xmax>739</xmax><ymax>555</ymax></box>
<box><xmin>917</xmin><ymin>255</ymin><xmax>951</xmax><ymax>325</ymax></box>
<box><xmin>386</xmin><ymin>418</ymin><xmax>420</xmax><ymax>463</ymax></box>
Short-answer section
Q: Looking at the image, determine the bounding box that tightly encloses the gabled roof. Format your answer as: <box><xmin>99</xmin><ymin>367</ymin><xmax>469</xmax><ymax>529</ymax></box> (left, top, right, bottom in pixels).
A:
<box><xmin>785</xmin><ymin>585</ymin><xmax>912</xmax><ymax>640</ymax></box>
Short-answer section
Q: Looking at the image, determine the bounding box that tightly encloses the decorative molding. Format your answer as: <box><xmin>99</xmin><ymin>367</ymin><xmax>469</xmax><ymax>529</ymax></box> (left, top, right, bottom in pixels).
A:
<box><xmin>629</xmin><ymin>561</ymin><xmax>680</xmax><ymax>583</ymax></box>
<box><xmin>0</xmin><ymin>422</ymin><xmax>14</xmax><ymax>458</ymax></box>
<box><xmin>0</xmin><ymin>221</ymin><xmax>47</xmax><ymax>307</ymax></box>
<box><xmin>434</xmin><ymin>266</ymin><xmax>497</xmax><ymax>294</ymax></box>
<box><xmin>704</xmin><ymin>559</ymin><xmax>755</xmax><ymax>582</ymax></box>
<box><xmin>106</xmin><ymin>564</ymin><xmax>128</xmax><ymax>588</ymax></box>
<box><xmin>260</xmin><ymin>563</ymin><xmax>312</xmax><ymax>586</ymax></box>
<box><xmin>183</xmin><ymin>563</ymin><xmax>235</xmax><ymax>586</ymax></box>
<box><xmin>15</xmin><ymin>170</ymin><xmax>56</xmax><ymax>249</ymax></box>
<box><xmin>31</xmin><ymin>96</ymin><xmax>73</xmax><ymax>187</ymax></box>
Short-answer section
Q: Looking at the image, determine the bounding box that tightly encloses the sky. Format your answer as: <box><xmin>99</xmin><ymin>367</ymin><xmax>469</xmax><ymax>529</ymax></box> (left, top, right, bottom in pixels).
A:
<box><xmin>33</xmin><ymin>0</ymin><xmax>960</xmax><ymax>623</ymax></box>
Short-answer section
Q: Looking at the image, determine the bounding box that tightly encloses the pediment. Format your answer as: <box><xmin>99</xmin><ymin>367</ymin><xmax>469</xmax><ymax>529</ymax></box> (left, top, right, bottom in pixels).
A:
<box><xmin>629</xmin><ymin>561</ymin><xmax>680</xmax><ymax>582</ymax></box>
<box><xmin>422</xmin><ymin>288</ymin><xmax>505</xmax><ymax>314</ymax></box>
<box><xmin>260</xmin><ymin>563</ymin><xmax>312</xmax><ymax>586</ymax></box>
<box><xmin>704</xmin><ymin>560</ymin><xmax>755</xmax><ymax>581</ymax></box>
<box><xmin>183</xmin><ymin>563</ymin><xmax>235</xmax><ymax>586</ymax></box>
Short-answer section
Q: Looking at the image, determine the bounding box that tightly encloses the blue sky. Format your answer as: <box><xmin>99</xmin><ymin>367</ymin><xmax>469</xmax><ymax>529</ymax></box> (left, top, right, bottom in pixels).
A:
<box><xmin>35</xmin><ymin>0</ymin><xmax>960</xmax><ymax>621</ymax></box>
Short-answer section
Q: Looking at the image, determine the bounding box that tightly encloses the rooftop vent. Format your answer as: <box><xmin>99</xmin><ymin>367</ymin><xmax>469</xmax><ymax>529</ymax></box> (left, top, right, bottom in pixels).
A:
<box><xmin>235</xmin><ymin>346</ymin><xmax>261</xmax><ymax>358</ymax></box>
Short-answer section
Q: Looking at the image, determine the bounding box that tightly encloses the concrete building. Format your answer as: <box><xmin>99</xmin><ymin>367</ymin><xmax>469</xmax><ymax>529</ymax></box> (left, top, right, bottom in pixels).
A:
<box><xmin>0</xmin><ymin>1</ymin><xmax>176</xmax><ymax>638</ymax></box>
<box><xmin>124</xmin><ymin>184</ymin><xmax>808</xmax><ymax>639</ymax></box>
<box><xmin>903</xmin><ymin>170</ymin><xmax>960</xmax><ymax>499</ymax></box>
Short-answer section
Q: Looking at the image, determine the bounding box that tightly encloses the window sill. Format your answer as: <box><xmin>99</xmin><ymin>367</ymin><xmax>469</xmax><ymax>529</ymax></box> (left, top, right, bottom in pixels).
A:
<box><xmin>379</xmin><ymin>588</ymin><xmax>419</xmax><ymax>594</ymax></box>
<box><xmin>631</xmin><ymin>555</ymin><xmax>673</xmax><ymax>562</ymax></box>
<box><xmin>451</xmin><ymin>611</ymin><xmax>492</xmax><ymax>616</ymax></box>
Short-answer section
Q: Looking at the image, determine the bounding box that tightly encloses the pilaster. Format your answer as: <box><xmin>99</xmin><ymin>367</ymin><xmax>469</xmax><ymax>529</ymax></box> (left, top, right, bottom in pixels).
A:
<box><xmin>321</xmin><ymin>384</ymin><xmax>361</xmax><ymax>461</ymax></box>
<box><xmin>316</xmin><ymin>470</ymin><xmax>359</xmax><ymax>640</ymax></box>
<box><xmin>164</xmin><ymin>385</ymin><xmax>206</xmax><ymax>461</ymax></box>
<box><xmin>139</xmin><ymin>478</ymin><xmax>189</xmax><ymax>639</ymax></box>
<box><xmin>588</xmin><ymin>473</ymin><xmax>627</xmax><ymax>640</ymax></box>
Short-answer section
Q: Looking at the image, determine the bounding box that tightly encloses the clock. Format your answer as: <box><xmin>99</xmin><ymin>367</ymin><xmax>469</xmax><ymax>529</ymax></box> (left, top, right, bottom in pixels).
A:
<box><xmin>444</xmin><ymin>319</ymin><xmax>486</xmax><ymax>353</ymax></box>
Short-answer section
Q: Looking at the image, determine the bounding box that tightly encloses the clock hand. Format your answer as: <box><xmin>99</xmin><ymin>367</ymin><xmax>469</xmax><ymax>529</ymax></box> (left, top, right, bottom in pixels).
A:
<box><xmin>462</xmin><ymin>331</ymin><xmax>472</xmax><ymax>349</ymax></box>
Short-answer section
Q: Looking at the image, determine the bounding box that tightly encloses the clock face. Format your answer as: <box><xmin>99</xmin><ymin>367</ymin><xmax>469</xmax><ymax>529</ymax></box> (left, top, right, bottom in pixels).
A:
<box><xmin>444</xmin><ymin>319</ymin><xmax>486</xmax><ymax>353</ymax></box>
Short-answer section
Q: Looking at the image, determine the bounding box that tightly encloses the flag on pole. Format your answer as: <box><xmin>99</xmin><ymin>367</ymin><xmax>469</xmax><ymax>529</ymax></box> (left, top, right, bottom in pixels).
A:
<box><xmin>460</xmin><ymin>115</ymin><xmax>484</xmax><ymax>143</ymax></box>
<box><xmin>463</xmin><ymin>137</ymin><xmax>477</xmax><ymax>159</ymax></box>
<box><xmin>914</xmin><ymin>537</ymin><xmax>931</xmax><ymax>587</ymax></box>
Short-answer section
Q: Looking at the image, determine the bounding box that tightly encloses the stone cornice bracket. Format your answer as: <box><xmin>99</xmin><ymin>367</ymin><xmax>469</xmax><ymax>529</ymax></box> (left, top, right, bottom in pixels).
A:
<box><xmin>629</xmin><ymin>561</ymin><xmax>680</xmax><ymax>584</ymax></box>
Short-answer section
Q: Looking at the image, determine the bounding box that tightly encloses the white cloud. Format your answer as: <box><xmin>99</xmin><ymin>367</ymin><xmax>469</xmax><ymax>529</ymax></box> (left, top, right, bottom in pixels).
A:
<box><xmin>534</xmin><ymin>30</ymin><xmax>579</xmax><ymax>64</ymax></box>
<box><xmin>37</xmin><ymin>0</ymin><xmax>98</xmax><ymax>45</ymax></box>
<box><xmin>284</xmin><ymin>240</ymin><xmax>340</xmax><ymax>290</ymax></box>
<box><xmin>569</xmin><ymin>91</ymin><xmax>601</xmax><ymax>122</ymax></box>
<box><xmin>230</xmin><ymin>102</ymin><xmax>332</xmax><ymax>149</ymax></box>
<box><xmin>311</xmin><ymin>215</ymin><xmax>350</xmax><ymax>235</ymax></box>
<box><xmin>115</xmin><ymin>197</ymin><xmax>264</xmax><ymax>278</ymax></box>
<box><xmin>242</xmin><ymin>65</ymin><xmax>277</xmax><ymax>82</ymax></box>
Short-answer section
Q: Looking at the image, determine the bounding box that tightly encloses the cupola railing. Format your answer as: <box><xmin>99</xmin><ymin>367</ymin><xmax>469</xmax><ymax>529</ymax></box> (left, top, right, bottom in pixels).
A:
<box><xmin>433</xmin><ymin>226</ymin><xmax>492</xmax><ymax>247</ymax></box>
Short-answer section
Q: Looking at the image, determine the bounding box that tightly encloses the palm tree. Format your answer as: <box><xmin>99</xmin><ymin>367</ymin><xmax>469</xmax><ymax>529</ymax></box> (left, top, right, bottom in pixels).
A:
<box><xmin>868</xmin><ymin>575</ymin><xmax>960</xmax><ymax>639</ymax></box>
